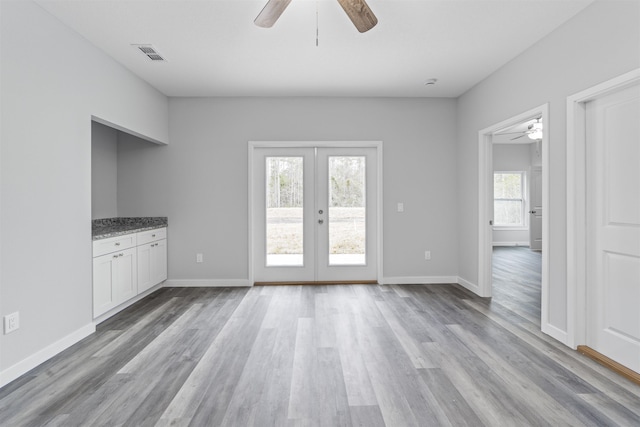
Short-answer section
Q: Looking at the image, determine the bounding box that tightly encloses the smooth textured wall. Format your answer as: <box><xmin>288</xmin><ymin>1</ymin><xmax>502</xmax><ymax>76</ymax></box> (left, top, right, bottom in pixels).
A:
<box><xmin>456</xmin><ymin>0</ymin><xmax>640</xmax><ymax>333</ymax></box>
<box><xmin>91</xmin><ymin>122</ymin><xmax>119</xmax><ymax>219</ymax></box>
<box><xmin>492</xmin><ymin>144</ymin><xmax>532</xmax><ymax>245</ymax></box>
<box><xmin>0</xmin><ymin>1</ymin><xmax>168</xmax><ymax>383</ymax></box>
<box><xmin>117</xmin><ymin>97</ymin><xmax>458</xmax><ymax>283</ymax></box>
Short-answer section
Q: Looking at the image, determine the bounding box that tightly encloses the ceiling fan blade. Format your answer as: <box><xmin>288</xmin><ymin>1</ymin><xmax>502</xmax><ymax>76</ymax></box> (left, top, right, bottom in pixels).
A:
<box><xmin>510</xmin><ymin>134</ymin><xmax>527</xmax><ymax>141</ymax></box>
<box><xmin>337</xmin><ymin>0</ymin><xmax>378</xmax><ymax>33</ymax></box>
<box><xmin>255</xmin><ymin>0</ymin><xmax>292</xmax><ymax>28</ymax></box>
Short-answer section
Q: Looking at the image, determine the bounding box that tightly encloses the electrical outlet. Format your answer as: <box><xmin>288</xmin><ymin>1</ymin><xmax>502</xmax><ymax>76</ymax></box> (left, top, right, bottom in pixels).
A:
<box><xmin>4</xmin><ymin>312</ymin><xmax>19</xmax><ymax>334</ymax></box>
<box><xmin>196</xmin><ymin>253</ymin><xmax>203</xmax><ymax>263</ymax></box>
<box><xmin>424</xmin><ymin>251</ymin><xmax>431</xmax><ymax>261</ymax></box>
<box><xmin>397</xmin><ymin>202</ymin><xmax>404</xmax><ymax>213</ymax></box>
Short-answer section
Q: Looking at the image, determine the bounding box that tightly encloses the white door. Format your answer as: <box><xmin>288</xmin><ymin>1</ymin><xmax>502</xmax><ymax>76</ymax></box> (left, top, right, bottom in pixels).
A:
<box><xmin>529</xmin><ymin>166</ymin><xmax>543</xmax><ymax>251</ymax></box>
<box><xmin>252</xmin><ymin>146</ymin><xmax>378</xmax><ymax>283</ymax></box>
<box><xmin>586</xmin><ymin>83</ymin><xmax>640</xmax><ymax>373</ymax></box>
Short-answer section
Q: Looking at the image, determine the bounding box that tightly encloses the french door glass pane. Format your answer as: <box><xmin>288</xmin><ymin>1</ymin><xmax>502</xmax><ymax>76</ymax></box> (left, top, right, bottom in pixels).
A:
<box><xmin>328</xmin><ymin>156</ymin><xmax>366</xmax><ymax>265</ymax></box>
<box><xmin>266</xmin><ymin>157</ymin><xmax>303</xmax><ymax>266</ymax></box>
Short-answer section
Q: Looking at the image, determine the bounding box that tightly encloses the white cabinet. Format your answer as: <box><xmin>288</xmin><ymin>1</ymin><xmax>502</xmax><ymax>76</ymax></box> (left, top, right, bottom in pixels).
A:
<box><xmin>93</xmin><ymin>227</ymin><xmax>167</xmax><ymax>319</ymax></box>
<box><xmin>93</xmin><ymin>241</ymin><xmax>137</xmax><ymax>318</ymax></box>
<box><xmin>137</xmin><ymin>229</ymin><xmax>167</xmax><ymax>293</ymax></box>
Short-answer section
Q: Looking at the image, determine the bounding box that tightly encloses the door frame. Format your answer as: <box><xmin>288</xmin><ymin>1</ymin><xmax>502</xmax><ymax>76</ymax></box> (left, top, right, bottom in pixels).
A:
<box><xmin>248</xmin><ymin>141</ymin><xmax>383</xmax><ymax>286</ymax></box>
<box><xmin>566</xmin><ymin>68</ymin><xmax>640</xmax><ymax>349</ymax></box>
<box><xmin>477</xmin><ymin>103</ymin><xmax>551</xmax><ymax>334</ymax></box>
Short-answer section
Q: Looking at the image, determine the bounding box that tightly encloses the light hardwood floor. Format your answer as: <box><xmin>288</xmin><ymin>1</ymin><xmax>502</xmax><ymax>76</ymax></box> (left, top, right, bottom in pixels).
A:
<box><xmin>1</xmin><ymin>250</ymin><xmax>639</xmax><ymax>426</ymax></box>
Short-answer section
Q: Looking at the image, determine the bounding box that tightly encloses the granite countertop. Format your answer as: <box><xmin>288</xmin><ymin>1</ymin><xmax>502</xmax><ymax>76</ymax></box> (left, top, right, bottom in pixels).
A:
<box><xmin>92</xmin><ymin>217</ymin><xmax>167</xmax><ymax>240</ymax></box>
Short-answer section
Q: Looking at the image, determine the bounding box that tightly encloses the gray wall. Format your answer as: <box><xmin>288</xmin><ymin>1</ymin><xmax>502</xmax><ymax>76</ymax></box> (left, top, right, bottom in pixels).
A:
<box><xmin>91</xmin><ymin>123</ymin><xmax>162</xmax><ymax>220</ymax></box>
<box><xmin>91</xmin><ymin>122</ymin><xmax>119</xmax><ymax>219</ymax></box>
<box><xmin>117</xmin><ymin>97</ymin><xmax>459</xmax><ymax>283</ymax></box>
<box><xmin>530</xmin><ymin>141</ymin><xmax>542</xmax><ymax>167</ymax></box>
<box><xmin>117</xmin><ymin>132</ymin><xmax>168</xmax><ymax>217</ymax></box>
<box><xmin>492</xmin><ymin>144</ymin><xmax>532</xmax><ymax>245</ymax></box>
<box><xmin>0</xmin><ymin>0</ymin><xmax>168</xmax><ymax>382</ymax></box>
<box><xmin>456</xmin><ymin>0</ymin><xmax>640</xmax><ymax>333</ymax></box>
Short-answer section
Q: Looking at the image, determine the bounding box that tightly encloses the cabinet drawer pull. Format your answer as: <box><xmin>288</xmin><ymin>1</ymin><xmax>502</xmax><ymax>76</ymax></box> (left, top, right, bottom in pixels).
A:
<box><xmin>113</xmin><ymin>254</ymin><xmax>119</xmax><ymax>258</ymax></box>
<box><xmin>115</xmin><ymin>242</ymin><xmax>120</xmax><ymax>246</ymax></box>
<box><xmin>152</xmin><ymin>234</ymin><xmax>156</xmax><ymax>238</ymax></box>
<box><xmin>119</xmin><ymin>253</ymin><xmax>124</xmax><ymax>257</ymax></box>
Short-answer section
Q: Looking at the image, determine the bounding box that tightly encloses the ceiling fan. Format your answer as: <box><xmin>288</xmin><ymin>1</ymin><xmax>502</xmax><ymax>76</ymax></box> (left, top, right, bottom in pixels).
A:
<box><xmin>500</xmin><ymin>118</ymin><xmax>543</xmax><ymax>141</ymax></box>
<box><xmin>255</xmin><ymin>0</ymin><xmax>378</xmax><ymax>33</ymax></box>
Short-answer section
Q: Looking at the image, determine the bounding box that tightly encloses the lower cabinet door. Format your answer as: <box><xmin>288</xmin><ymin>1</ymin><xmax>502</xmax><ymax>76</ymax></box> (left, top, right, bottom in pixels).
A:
<box><xmin>93</xmin><ymin>254</ymin><xmax>115</xmax><ymax>317</ymax></box>
<box><xmin>138</xmin><ymin>239</ymin><xmax>167</xmax><ymax>293</ymax></box>
<box><xmin>93</xmin><ymin>247</ymin><xmax>137</xmax><ymax>318</ymax></box>
<box><xmin>113</xmin><ymin>247</ymin><xmax>137</xmax><ymax>304</ymax></box>
<box><xmin>137</xmin><ymin>243</ymin><xmax>153</xmax><ymax>293</ymax></box>
<box><xmin>152</xmin><ymin>239</ymin><xmax>168</xmax><ymax>285</ymax></box>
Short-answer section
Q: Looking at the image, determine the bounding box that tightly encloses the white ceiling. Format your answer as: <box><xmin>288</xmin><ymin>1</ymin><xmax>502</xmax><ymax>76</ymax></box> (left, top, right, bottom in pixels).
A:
<box><xmin>35</xmin><ymin>0</ymin><xmax>594</xmax><ymax>98</ymax></box>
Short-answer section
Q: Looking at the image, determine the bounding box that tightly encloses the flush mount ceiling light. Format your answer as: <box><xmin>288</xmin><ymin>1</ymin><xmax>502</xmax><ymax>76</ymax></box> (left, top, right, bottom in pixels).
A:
<box><xmin>424</xmin><ymin>78</ymin><xmax>438</xmax><ymax>86</ymax></box>
<box><xmin>255</xmin><ymin>0</ymin><xmax>378</xmax><ymax>33</ymax></box>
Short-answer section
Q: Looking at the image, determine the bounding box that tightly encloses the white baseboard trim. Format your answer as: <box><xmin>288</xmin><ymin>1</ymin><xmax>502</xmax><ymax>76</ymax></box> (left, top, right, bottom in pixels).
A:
<box><xmin>382</xmin><ymin>276</ymin><xmax>458</xmax><ymax>285</ymax></box>
<box><xmin>457</xmin><ymin>276</ymin><xmax>481</xmax><ymax>294</ymax></box>
<box><xmin>163</xmin><ymin>279</ymin><xmax>251</xmax><ymax>287</ymax></box>
<box><xmin>0</xmin><ymin>323</ymin><xmax>95</xmax><ymax>389</ymax></box>
<box><xmin>492</xmin><ymin>242</ymin><xmax>530</xmax><ymax>247</ymax></box>
<box><xmin>542</xmin><ymin>322</ymin><xmax>569</xmax><ymax>347</ymax></box>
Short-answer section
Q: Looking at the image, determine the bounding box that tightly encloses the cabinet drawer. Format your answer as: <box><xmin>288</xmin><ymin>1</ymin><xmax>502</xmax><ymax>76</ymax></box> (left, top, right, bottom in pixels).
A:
<box><xmin>93</xmin><ymin>234</ymin><xmax>137</xmax><ymax>257</ymax></box>
<box><xmin>137</xmin><ymin>227</ymin><xmax>166</xmax><ymax>245</ymax></box>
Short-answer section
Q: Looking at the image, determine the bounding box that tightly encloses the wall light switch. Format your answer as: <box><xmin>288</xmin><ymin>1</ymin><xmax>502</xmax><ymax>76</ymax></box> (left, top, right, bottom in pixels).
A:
<box><xmin>397</xmin><ymin>202</ymin><xmax>404</xmax><ymax>213</ymax></box>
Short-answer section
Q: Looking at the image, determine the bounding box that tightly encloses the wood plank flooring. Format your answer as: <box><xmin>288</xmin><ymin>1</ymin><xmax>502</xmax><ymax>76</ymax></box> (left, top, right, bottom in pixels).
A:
<box><xmin>1</xmin><ymin>249</ymin><xmax>639</xmax><ymax>426</ymax></box>
<box><xmin>492</xmin><ymin>246</ymin><xmax>542</xmax><ymax>325</ymax></box>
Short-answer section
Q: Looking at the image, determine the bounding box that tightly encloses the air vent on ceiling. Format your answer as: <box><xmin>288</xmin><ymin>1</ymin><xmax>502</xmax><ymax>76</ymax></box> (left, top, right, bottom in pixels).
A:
<box><xmin>132</xmin><ymin>44</ymin><xmax>166</xmax><ymax>62</ymax></box>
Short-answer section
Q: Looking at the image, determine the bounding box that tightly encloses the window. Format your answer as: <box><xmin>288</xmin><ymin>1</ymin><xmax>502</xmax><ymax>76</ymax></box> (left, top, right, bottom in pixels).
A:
<box><xmin>494</xmin><ymin>172</ymin><xmax>526</xmax><ymax>227</ymax></box>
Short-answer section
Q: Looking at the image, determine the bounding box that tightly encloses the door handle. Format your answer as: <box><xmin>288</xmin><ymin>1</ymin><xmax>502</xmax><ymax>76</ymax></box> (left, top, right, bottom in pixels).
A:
<box><xmin>529</xmin><ymin>210</ymin><xmax>537</xmax><ymax>214</ymax></box>
<box><xmin>318</xmin><ymin>219</ymin><xmax>324</xmax><ymax>224</ymax></box>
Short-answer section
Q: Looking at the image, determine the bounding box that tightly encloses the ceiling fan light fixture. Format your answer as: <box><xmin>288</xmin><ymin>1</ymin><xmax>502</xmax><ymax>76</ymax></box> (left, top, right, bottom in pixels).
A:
<box><xmin>336</xmin><ymin>0</ymin><xmax>378</xmax><ymax>33</ymax></box>
<box><xmin>256</xmin><ymin>0</ymin><xmax>377</xmax><ymax>33</ymax></box>
<box><xmin>528</xmin><ymin>122</ymin><xmax>543</xmax><ymax>140</ymax></box>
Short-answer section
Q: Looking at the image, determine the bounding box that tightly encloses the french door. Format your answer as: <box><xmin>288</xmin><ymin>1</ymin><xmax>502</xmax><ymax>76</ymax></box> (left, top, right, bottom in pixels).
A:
<box><xmin>252</xmin><ymin>145</ymin><xmax>378</xmax><ymax>283</ymax></box>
